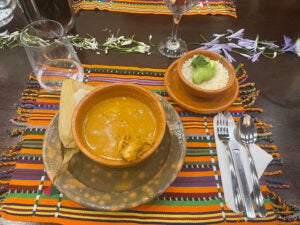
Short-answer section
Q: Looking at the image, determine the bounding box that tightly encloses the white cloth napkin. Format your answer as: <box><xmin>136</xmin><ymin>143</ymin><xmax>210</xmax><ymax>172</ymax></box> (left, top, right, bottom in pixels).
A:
<box><xmin>213</xmin><ymin>112</ymin><xmax>273</xmax><ymax>213</ymax></box>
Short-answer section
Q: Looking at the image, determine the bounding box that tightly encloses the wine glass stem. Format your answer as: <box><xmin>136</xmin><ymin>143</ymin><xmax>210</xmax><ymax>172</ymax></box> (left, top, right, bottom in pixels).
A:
<box><xmin>171</xmin><ymin>14</ymin><xmax>182</xmax><ymax>40</ymax></box>
<box><xmin>166</xmin><ymin>14</ymin><xmax>183</xmax><ymax>51</ymax></box>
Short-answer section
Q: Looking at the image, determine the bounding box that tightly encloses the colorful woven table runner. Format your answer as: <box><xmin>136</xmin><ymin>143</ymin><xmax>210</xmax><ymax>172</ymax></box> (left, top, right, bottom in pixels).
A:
<box><xmin>0</xmin><ymin>64</ymin><xmax>299</xmax><ymax>224</ymax></box>
<box><xmin>72</xmin><ymin>0</ymin><xmax>237</xmax><ymax>18</ymax></box>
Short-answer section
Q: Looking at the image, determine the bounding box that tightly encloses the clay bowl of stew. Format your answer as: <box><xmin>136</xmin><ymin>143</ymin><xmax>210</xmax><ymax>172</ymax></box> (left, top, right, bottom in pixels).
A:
<box><xmin>72</xmin><ymin>82</ymin><xmax>166</xmax><ymax>168</ymax></box>
<box><xmin>176</xmin><ymin>49</ymin><xmax>236</xmax><ymax>98</ymax></box>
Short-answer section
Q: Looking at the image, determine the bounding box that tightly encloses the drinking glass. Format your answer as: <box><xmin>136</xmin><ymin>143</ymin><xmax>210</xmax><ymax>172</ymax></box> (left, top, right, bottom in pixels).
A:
<box><xmin>17</xmin><ymin>0</ymin><xmax>75</xmax><ymax>34</ymax></box>
<box><xmin>20</xmin><ymin>19</ymin><xmax>84</xmax><ymax>92</ymax></box>
<box><xmin>158</xmin><ymin>0</ymin><xmax>198</xmax><ymax>58</ymax></box>
<box><xmin>0</xmin><ymin>0</ymin><xmax>16</xmax><ymax>28</ymax></box>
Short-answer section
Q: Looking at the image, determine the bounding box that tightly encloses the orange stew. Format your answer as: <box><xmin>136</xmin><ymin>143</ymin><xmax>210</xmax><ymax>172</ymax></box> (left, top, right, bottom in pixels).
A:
<box><xmin>83</xmin><ymin>96</ymin><xmax>157</xmax><ymax>161</ymax></box>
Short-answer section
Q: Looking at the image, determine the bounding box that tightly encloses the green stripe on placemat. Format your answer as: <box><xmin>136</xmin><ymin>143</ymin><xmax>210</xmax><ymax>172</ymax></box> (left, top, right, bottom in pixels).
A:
<box><xmin>0</xmin><ymin>64</ymin><xmax>299</xmax><ymax>224</ymax></box>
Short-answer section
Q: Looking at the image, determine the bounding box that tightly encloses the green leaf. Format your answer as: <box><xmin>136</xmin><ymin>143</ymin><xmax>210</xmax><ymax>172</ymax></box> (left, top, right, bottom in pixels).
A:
<box><xmin>191</xmin><ymin>55</ymin><xmax>209</xmax><ymax>68</ymax></box>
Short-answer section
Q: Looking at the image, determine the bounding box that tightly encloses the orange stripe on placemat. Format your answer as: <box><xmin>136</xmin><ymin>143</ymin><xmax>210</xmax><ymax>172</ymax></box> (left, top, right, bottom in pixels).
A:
<box><xmin>178</xmin><ymin>170</ymin><xmax>216</xmax><ymax>177</ymax></box>
<box><xmin>9</xmin><ymin>180</ymin><xmax>52</xmax><ymax>187</ymax></box>
<box><xmin>184</xmin><ymin>155</ymin><xmax>218</xmax><ymax>162</ymax></box>
<box><xmin>4</xmin><ymin>197</ymin><xmax>37</xmax><ymax>205</ymax></box>
<box><xmin>182</xmin><ymin>117</ymin><xmax>212</xmax><ymax>121</ymax></box>
<box><xmin>228</xmin><ymin>105</ymin><xmax>244</xmax><ymax>112</ymax></box>
<box><xmin>34</xmin><ymin>99</ymin><xmax>59</xmax><ymax>104</ymax></box>
<box><xmin>185</xmin><ymin>129</ymin><xmax>209</xmax><ymax>135</ymax></box>
<box><xmin>135</xmin><ymin>203</ymin><xmax>221</xmax><ymax>212</ymax></box>
<box><xmin>60</xmin><ymin>199</ymin><xmax>86</xmax><ymax>209</ymax></box>
<box><xmin>165</xmin><ymin>186</ymin><xmax>218</xmax><ymax>194</ymax></box>
<box><xmin>23</xmin><ymin>134</ymin><xmax>45</xmax><ymax>140</ymax></box>
<box><xmin>35</xmin><ymin>198</ymin><xmax>61</xmax><ymax>206</ymax></box>
<box><xmin>184</xmin><ymin>128</ymin><xmax>214</xmax><ymax>133</ymax></box>
<box><xmin>186</xmin><ymin>142</ymin><xmax>213</xmax><ymax>148</ymax></box>
<box><xmin>20</xmin><ymin>148</ymin><xmax>42</xmax><ymax>155</ymax></box>
<box><xmin>28</xmin><ymin>109</ymin><xmax>58</xmax><ymax>115</ymax></box>
<box><xmin>27</xmin><ymin>119</ymin><xmax>52</xmax><ymax>126</ymax></box>
<box><xmin>14</xmin><ymin>163</ymin><xmax>45</xmax><ymax>170</ymax></box>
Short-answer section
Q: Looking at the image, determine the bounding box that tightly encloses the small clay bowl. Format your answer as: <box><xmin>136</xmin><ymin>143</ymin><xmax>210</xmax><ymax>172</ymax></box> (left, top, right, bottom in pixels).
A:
<box><xmin>176</xmin><ymin>49</ymin><xmax>236</xmax><ymax>98</ymax></box>
<box><xmin>72</xmin><ymin>82</ymin><xmax>166</xmax><ymax>168</ymax></box>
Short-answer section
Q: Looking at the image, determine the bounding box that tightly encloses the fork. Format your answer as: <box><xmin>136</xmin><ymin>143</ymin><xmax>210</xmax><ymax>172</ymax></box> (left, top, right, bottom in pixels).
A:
<box><xmin>238</xmin><ymin>114</ymin><xmax>267</xmax><ymax>217</ymax></box>
<box><xmin>216</xmin><ymin>112</ymin><xmax>244</xmax><ymax>213</ymax></box>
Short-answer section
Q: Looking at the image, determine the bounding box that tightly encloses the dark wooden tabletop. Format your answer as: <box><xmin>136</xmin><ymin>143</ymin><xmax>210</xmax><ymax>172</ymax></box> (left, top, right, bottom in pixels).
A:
<box><xmin>1</xmin><ymin>0</ymin><xmax>300</xmax><ymax>224</ymax></box>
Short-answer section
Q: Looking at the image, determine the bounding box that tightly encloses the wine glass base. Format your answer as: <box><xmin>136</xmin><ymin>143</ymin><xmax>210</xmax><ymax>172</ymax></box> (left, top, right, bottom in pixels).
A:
<box><xmin>157</xmin><ymin>37</ymin><xmax>188</xmax><ymax>58</ymax></box>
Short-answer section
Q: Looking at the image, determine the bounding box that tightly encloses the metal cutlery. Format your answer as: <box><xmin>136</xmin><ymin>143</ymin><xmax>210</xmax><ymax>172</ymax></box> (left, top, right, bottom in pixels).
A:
<box><xmin>223</xmin><ymin>111</ymin><xmax>256</xmax><ymax>219</ymax></box>
<box><xmin>216</xmin><ymin>112</ymin><xmax>244</xmax><ymax>213</ymax></box>
<box><xmin>236</xmin><ymin>114</ymin><xmax>267</xmax><ymax>218</ymax></box>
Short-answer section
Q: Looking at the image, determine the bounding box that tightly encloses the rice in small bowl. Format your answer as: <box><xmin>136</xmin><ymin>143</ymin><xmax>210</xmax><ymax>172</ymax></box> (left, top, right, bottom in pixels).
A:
<box><xmin>177</xmin><ymin>49</ymin><xmax>236</xmax><ymax>98</ymax></box>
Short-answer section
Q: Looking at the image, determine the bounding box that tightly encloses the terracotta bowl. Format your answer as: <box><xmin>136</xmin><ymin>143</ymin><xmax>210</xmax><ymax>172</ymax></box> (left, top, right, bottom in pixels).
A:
<box><xmin>176</xmin><ymin>49</ymin><xmax>236</xmax><ymax>98</ymax></box>
<box><xmin>72</xmin><ymin>83</ymin><xmax>166</xmax><ymax>168</ymax></box>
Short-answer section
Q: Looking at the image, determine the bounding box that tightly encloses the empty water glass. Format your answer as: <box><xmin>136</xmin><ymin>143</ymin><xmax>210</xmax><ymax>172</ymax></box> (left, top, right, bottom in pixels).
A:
<box><xmin>20</xmin><ymin>19</ymin><xmax>84</xmax><ymax>92</ymax></box>
<box><xmin>0</xmin><ymin>0</ymin><xmax>16</xmax><ymax>28</ymax></box>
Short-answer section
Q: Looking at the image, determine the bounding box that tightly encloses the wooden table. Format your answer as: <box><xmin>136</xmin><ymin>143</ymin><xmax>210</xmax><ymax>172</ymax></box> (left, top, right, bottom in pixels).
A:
<box><xmin>1</xmin><ymin>0</ymin><xmax>300</xmax><ymax>224</ymax></box>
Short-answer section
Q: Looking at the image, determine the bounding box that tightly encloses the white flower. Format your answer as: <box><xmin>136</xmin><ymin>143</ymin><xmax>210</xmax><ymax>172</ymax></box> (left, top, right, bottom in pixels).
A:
<box><xmin>120</xmin><ymin>39</ymin><xmax>133</xmax><ymax>46</ymax></box>
<box><xmin>89</xmin><ymin>39</ymin><xmax>98</xmax><ymax>50</ymax></box>
<box><xmin>1</xmin><ymin>29</ymin><xmax>152</xmax><ymax>55</ymax></box>
<box><xmin>132</xmin><ymin>44</ymin><xmax>150</xmax><ymax>53</ymax></box>
<box><xmin>295</xmin><ymin>38</ymin><xmax>300</xmax><ymax>57</ymax></box>
<box><xmin>103</xmin><ymin>35</ymin><xmax>117</xmax><ymax>46</ymax></box>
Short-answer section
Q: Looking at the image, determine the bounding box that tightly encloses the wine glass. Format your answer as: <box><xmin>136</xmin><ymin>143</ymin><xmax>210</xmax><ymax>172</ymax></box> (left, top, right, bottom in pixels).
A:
<box><xmin>20</xmin><ymin>19</ymin><xmax>84</xmax><ymax>92</ymax></box>
<box><xmin>158</xmin><ymin>0</ymin><xmax>199</xmax><ymax>58</ymax></box>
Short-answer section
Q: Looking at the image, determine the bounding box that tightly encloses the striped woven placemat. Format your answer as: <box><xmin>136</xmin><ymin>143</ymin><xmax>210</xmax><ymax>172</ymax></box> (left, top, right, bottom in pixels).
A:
<box><xmin>72</xmin><ymin>0</ymin><xmax>237</xmax><ymax>18</ymax></box>
<box><xmin>0</xmin><ymin>64</ymin><xmax>298</xmax><ymax>224</ymax></box>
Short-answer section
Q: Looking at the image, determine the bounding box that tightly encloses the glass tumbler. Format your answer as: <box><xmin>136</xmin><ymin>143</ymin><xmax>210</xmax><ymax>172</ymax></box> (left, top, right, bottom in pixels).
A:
<box><xmin>17</xmin><ymin>0</ymin><xmax>75</xmax><ymax>34</ymax></box>
<box><xmin>20</xmin><ymin>19</ymin><xmax>84</xmax><ymax>92</ymax></box>
<box><xmin>0</xmin><ymin>0</ymin><xmax>16</xmax><ymax>28</ymax></box>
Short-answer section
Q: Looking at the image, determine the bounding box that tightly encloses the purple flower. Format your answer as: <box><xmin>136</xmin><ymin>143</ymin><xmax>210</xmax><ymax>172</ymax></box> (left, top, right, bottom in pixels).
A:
<box><xmin>199</xmin><ymin>45</ymin><xmax>222</xmax><ymax>53</ymax></box>
<box><xmin>282</xmin><ymin>35</ymin><xmax>296</xmax><ymax>53</ymax></box>
<box><xmin>251</xmin><ymin>51</ymin><xmax>263</xmax><ymax>62</ymax></box>
<box><xmin>227</xmin><ymin>42</ymin><xmax>242</xmax><ymax>49</ymax></box>
<box><xmin>201</xmin><ymin>35</ymin><xmax>222</xmax><ymax>48</ymax></box>
<box><xmin>238</xmin><ymin>52</ymin><xmax>252</xmax><ymax>60</ymax></box>
<box><xmin>260</xmin><ymin>41</ymin><xmax>279</xmax><ymax>49</ymax></box>
<box><xmin>222</xmin><ymin>48</ymin><xmax>236</xmax><ymax>62</ymax></box>
<box><xmin>197</xmin><ymin>29</ymin><xmax>298</xmax><ymax>64</ymax></box>
<box><xmin>212</xmin><ymin>33</ymin><xmax>226</xmax><ymax>39</ymax></box>
<box><xmin>226</xmin><ymin>28</ymin><xmax>245</xmax><ymax>41</ymax></box>
<box><xmin>283</xmin><ymin>35</ymin><xmax>293</xmax><ymax>46</ymax></box>
<box><xmin>238</xmin><ymin>38</ymin><xmax>255</xmax><ymax>49</ymax></box>
<box><xmin>199</xmin><ymin>43</ymin><xmax>232</xmax><ymax>54</ymax></box>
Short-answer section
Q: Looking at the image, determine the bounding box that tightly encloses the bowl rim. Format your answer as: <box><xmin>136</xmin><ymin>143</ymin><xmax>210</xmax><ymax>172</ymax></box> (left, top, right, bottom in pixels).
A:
<box><xmin>71</xmin><ymin>82</ymin><xmax>167</xmax><ymax>168</ymax></box>
<box><xmin>176</xmin><ymin>49</ymin><xmax>236</xmax><ymax>94</ymax></box>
